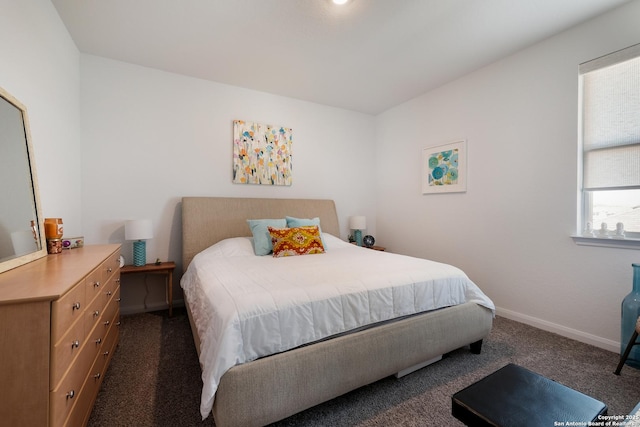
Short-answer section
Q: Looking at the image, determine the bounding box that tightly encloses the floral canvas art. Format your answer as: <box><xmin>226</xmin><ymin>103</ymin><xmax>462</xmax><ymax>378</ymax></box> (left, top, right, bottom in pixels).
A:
<box><xmin>422</xmin><ymin>140</ymin><xmax>467</xmax><ymax>194</ymax></box>
<box><xmin>233</xmin><ymin>120</ymin><xmax>293</xmax><ymax>186</ymax></box>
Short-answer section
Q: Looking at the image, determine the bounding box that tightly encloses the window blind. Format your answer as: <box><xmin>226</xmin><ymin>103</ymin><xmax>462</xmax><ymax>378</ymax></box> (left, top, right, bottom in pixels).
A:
<box><xmin>580</xmin><ymin>43</ymin><xmax>640</xmax><ymax>191</ymax></box>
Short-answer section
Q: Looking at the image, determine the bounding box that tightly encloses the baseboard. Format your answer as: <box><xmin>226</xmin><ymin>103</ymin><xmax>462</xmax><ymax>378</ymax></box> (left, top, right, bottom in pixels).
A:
<box><xmin>496</xmin><ymin>307</ymin><xmax>619</xmax><ymax>354</ymax></box>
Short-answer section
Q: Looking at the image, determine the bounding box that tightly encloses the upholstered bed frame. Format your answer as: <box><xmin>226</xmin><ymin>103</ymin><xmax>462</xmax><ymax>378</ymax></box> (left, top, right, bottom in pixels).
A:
<box><xmin>181</xmin><ymin>197</ymin><xmax>493</xmax><ymax>427</ymax></box>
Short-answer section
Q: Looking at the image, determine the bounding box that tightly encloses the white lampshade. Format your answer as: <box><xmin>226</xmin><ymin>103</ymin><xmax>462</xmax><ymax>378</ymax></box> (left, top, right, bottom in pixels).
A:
<box><xmin>125</xmin><ymin>219</ymin><xmax>153</xmax><ymax>241</ymax></box>
<box><xmin>349</xmin><ymin>216</ymin><xmax>366</xmax><ymax>230</ymax></box>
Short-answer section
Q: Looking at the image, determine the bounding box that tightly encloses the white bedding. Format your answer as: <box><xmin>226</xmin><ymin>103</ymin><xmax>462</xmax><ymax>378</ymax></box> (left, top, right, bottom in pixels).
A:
<box><xmin>180</xmin><ymin>233</ymin><xmax>495</xmax><ymax>419</ymax></box>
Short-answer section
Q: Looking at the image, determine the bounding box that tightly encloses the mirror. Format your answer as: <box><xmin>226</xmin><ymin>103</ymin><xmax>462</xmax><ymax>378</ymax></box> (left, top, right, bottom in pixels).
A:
<box><xmin>0</xmin><ymin>86</ymin><xmax>47</xmax><ymax>273</ymax></box>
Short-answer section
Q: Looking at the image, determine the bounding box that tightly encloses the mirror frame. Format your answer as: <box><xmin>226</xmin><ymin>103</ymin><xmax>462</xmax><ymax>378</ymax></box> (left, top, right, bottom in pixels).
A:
<box><xmin>0</xmin><ymin>86</ymin><xmax>47</xmax><ymax>274</ymax></box>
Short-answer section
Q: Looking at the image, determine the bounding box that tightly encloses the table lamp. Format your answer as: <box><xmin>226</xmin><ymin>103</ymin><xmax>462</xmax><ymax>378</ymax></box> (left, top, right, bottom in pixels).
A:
<box><xmin>125</xmin><ymin>219</ymin><xmax>153</xmax><ymax>266</ymax></box>
<box><xmin>349</xmin><ymin>216</ymin><xmax>366</xmax><ymax>247</ymax></box>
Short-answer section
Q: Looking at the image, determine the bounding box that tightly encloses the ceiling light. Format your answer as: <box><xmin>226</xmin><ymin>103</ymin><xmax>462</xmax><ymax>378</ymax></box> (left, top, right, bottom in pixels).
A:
<box><xmin>332</xmin><ymin>0</ymin><xmax>349</xmax><ymax>5</ymax></box>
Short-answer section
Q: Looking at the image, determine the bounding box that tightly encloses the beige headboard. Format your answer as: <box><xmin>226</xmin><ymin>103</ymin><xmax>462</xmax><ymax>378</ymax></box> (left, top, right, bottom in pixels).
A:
<box><xmin>181</xmin><ymin>197</ymin><xmax>340</xmax><ymax>271</ymax></box>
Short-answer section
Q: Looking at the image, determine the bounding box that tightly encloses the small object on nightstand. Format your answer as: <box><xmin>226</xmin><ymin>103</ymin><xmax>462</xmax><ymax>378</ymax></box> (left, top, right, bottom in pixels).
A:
<box><xmin>155</xmin><ymin>258</ymin><xmax>161</xmax><ymax>265</ymax></box>
<box><xmin>363</xmin><ymin>235</ymin><xmax>375</xmax><ymax>248</ymax></box>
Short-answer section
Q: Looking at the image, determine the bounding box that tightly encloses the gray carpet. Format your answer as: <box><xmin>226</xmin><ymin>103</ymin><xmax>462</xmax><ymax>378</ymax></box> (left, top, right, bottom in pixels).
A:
<box><xmin>88</xmin><ymin>309</ymin><xmax>640</xmax><ymax>426</ymax></box>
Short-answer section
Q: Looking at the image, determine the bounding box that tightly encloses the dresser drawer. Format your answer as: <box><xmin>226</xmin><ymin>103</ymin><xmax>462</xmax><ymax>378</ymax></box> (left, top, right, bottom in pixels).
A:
<box><xmin>59</xmin><ymin>361</ymin><xmax>102</xmax><ymax>427</ymax></box>
<box><xmin>100</xmin><ymin>299</ymin><xmax>120</xmax><ymax>364</ymax></box>
<box><xmin>51</xmin><ymin>280</ymin><xmax>86</xmax><ymax>343</ymax></box>
<box><xmin>62</xmin><ymin>332</ymin><xmax>114</xmax><ymax>427</ymax></box>
<box><xmin>50</xmin><ymin>338</ymin><xmax>94</xmax><ymax>427</ymax></box>
<box><xmin>93</xmin><ymin>311</ymin><xmax>119</xmax><ymax>382</ymax></box>
<box><xmin>101</xmin><ymin>284</ymin><xmax>120</xmax><ymax>325</ymax></box>
<box><xmin>57</xmin><ymin>296</ymin><xmax>120</xmax><ymax>427</ymax></box>
<box><xmin>50</xmin><ymin>316</ymin><xmax>85</xmax><ymax>388</ymax></box>
<box><xmin>86</xmin><ymin>268</ymin><xmax>119</xmax><ymax>323</ymax></box>
<box><xmin>99</xmin><ymin>271</ymin><xmax>119</xmax><ymax>310</ymax></box>
<box><xmin>63</xmin><ymin>378</ymin><xmax>93</xmax><ymax>427</ymax></box>
<box><xmin>86</xmin><ymin>287</ymin><xmax>120</xmax><ymax>364</ymax></box>
<box><xmin>101</xmin><ymin>251</ymin><xmax>121</xmax><ymax>284</ymax></box>
<box><xmin>65</xmin><ymin>304</ymin><xmax>120</xmax><ymax>427</ymax></box>
<box><xmin>84</xmin><ymin>266</ymin><xmax>103</xmax><ymax>304</ymax></box>
<box><xmin>85</xmin><ymin>285</ymin><xmax>119</xmax><ymax>359</ymax></box>
<box><xmin>83</xmin><ymin>319</ymin><xmax>110</xmax><ymax>366</ymax></box>
<box><xmin>84</xmin><ymin>293</ymin><xmax>105</xmax><ymax>337</ymax></box>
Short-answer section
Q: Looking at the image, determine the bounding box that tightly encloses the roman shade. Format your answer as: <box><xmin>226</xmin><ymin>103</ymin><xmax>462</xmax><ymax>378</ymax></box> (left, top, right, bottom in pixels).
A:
<box><xmin>580</xmin><ymin>43</ymin><xmax>640</xmax><ymax>191</ymax></box>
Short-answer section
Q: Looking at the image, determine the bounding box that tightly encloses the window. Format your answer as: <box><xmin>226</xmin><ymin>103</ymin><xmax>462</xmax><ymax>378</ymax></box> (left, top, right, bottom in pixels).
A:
<box><xmin>578</xmin><ymin>44</ymin><xmax>640</xmax><ymax>243</ymax></box>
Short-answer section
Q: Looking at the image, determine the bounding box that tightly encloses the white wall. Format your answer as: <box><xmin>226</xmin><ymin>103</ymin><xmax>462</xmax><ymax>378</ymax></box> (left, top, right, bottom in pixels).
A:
<box><xmin>80</xmin><ymin>55</ymin><xmax>377</xmax><ymax>312</ymax></box>
<box><xmin>0</xmin><ymin>0</ymin><xmax>82</xmax><ymax>234</ymax></box>
<box><xmin>3</xmin><ymin>0</ymin><xmax>638</xmax><ymax>350</ymax></box>
<box><xmin>375</xmin><ymin>1</ymin><xmax>640</xmax><ymax>352</ymax></box>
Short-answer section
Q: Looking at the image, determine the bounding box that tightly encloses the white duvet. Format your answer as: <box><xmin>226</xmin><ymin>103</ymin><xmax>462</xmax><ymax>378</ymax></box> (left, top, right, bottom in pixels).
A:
<box><xmin>180</xmin><ymin>233</ymin><xmax>495</xmax><ymax>419</ymax></box>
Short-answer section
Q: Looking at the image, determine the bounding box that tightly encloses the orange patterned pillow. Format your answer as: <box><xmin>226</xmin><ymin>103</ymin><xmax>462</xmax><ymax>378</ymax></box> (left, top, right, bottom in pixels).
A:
<box><xmin>268</xmin><ymin>226</ymin><xmax>325</xmax><ymax>257</ymax></box>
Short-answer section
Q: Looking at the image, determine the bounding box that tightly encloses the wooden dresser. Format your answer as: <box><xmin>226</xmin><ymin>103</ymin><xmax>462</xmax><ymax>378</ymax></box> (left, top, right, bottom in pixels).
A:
<box><xmin>0</xmin><ymin>244</ymin><xmax>121</xmax><ymax>426</ymax></box>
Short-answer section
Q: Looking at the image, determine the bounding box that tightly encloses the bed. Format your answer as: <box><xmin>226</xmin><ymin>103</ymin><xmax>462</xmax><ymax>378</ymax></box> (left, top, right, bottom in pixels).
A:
<box><xmin>180</xmin><ymin>197</ymin><xmax>494</xmax><ymax>427</ymax></box>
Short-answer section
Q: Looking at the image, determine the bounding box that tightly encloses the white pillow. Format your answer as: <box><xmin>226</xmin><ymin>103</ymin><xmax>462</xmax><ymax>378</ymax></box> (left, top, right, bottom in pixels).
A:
<box><xmin>205</xmin><ymin>237</ymin><xmax>256</xmax><ymax>257</ymax></box>
<box><xmin>319</xmin><ymin>233</ymin><xmax>349</xmax><ymax>250</ymax></box>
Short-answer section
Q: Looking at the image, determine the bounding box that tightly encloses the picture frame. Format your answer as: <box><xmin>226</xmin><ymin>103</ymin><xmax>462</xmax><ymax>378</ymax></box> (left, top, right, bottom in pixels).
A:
<box><xmin>422</xmin><ymin>140</ymin><xmax>467</xmax><ymax>194</ymax></box>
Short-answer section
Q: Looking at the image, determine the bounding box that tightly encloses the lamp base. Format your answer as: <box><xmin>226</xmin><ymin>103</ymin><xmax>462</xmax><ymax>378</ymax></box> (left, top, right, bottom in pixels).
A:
<box><xmin>132</xmin><ymin>240</ymin><xmax>146</xmax><ymax>266</ymax></box>
<box><xmin>354</xmin><ymin>229</ymin><xmax>363</xmax><ymax>247</ymax></box>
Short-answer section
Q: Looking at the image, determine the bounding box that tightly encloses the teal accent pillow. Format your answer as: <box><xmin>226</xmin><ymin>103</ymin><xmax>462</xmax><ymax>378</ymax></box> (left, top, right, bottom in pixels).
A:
<box><xmin>247</xmin><ymin>218</ymin><xmax>287</xmax><ymax>255</ymax></box>
<box><xmin>285</xmin><ymin>216</ymin><xmax>326</xmax><ymax>249</ymax></box>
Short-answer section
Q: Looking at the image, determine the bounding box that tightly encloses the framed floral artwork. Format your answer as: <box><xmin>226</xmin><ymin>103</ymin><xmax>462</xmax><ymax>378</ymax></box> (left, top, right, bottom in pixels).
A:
<box><xmin>422</xmin><ymin>140</ymin><xmax>467</xmax><ymax>194</ymax></box>
<box><xmin>233</xmin><ymin>119</ymin><xmax>293</xmax><ymax>186</ymax></box>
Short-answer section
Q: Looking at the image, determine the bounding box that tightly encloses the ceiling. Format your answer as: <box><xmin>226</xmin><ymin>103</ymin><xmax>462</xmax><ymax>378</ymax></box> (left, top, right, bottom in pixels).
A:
<box><xmin>51</xmin><ymin>0</ymin><xmax>630</xmax><ymax>115</ymax></box>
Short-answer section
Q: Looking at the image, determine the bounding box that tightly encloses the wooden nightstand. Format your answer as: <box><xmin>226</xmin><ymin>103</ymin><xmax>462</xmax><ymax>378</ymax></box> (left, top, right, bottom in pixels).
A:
<box><xmin>120</xmin><ymin>261</ymin><xmax>176</xmax><ymax>316</ymax></box>
<box><xmin>351</xmin><ymin>242</ymin><xmax>386</xmax><ymax>251</ymax></box>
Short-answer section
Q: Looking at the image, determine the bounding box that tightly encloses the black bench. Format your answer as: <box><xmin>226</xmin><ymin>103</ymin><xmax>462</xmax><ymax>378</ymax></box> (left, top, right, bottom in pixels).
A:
<box><xmin>452</xmin><ymin>363</ymin><xmax>608</xmax><ymax>426</ymax></box>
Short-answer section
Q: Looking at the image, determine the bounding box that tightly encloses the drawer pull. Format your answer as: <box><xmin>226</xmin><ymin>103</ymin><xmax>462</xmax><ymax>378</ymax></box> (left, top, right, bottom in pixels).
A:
<box><xmin>93</xmin><ymin>310</ymin><xmax>100</xmax><ymax>317</ymax></box>
<box><xmin>72</xmin><ymin>302</ymin><xmax>81</xmax><ymax>311</ymax></box>
<box><xmin>93</xmin><ymin>373</ymin><xmax>101</xmax><ymax>380</ymax></box>
<box><xmin>103</xmin><ymin>351</ymin><xmax>110</xmax><ymax>358</ymax></box>
<box><xmin>103</xmin><ymin>320</ymin><xmax>110</xmax><ymax>327</ymax></box>
<box><xmin>107</xmin><ymin>267</ymin><xmax>113</xmax><ymax>273</ymax></box>
<box><xmin>72</xmin><ymin>340</ymin><xmax>80</xmax><ymax>349</ymax></box>
<box><xmin>93</xmin><ymin>281</ymin><xmax>100</xmax><ymax>288</ymax></box>
<box><xmin>66</xmin><ymin>390</ymin><xmax>75</xmax><ymax>399</ymax></box>
<box><xmin>106</xmin><ymin>291</ymin><xmax>112</xmax><ymax>296</ymax></box>
<box><xmin>116</xmin><ymin>298</ymin><xmax>121</xmax><ymax>303</ymax></box>
<box><xmin>116</xmin><ymin>321</ymin><xmax>121</xmax><ymax>327</ymax></box>
<box><xmin>115</xmin><ymin>278</ymin><xmax>121</xmax><ymax>283</ymax></box>
<box><xmin>95</xmin><ymin>338</ymin><xmax>102</xmax><ymax>345</ymax></box>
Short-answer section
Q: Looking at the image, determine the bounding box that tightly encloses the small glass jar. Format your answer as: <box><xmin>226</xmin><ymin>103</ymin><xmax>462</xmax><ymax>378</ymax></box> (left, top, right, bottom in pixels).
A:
<box><xmin>47</xmin><ymin>238</ymin><xmax>62</xmax><ymax>254</ymax></box>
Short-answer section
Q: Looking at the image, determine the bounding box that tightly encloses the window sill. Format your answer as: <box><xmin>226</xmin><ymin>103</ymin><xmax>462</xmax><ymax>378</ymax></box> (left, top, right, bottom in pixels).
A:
<box><xmin>571</xmin><ymin>235</ymin><xmax>640</xmax><ymax>250</ymax></box>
